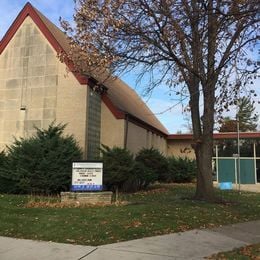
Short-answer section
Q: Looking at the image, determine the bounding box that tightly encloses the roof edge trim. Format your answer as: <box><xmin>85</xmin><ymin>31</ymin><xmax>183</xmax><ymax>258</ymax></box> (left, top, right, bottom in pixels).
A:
<box><xmin>101</xmin><ymin>94</ymin><xmax>125</xmax><ymax>119</ymax></box>
<box><xmin>168</xmin><ymin>132</ymin><xmax>260</xmax><ymax>140</ymax></box>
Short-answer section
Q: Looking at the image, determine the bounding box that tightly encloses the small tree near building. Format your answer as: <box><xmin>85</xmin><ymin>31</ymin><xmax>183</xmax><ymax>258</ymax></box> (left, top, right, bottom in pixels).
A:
<box><xmin>237</xmin><ymin>97</ymin><xmax>259</xmax><ymax>132</ymax></box>
<box><xmin>219</xmin><ymin>97</ymin><xmax>259</xmax><ymax>132</ymax></box>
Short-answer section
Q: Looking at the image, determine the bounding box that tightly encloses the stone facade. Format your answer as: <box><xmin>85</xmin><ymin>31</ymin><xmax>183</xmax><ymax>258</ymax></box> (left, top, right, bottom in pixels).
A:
<box><xmin>61</xmin><ymin>191</ymin><xmax>113</xmax><ymax>205</ymax></box>
<box><xmin>0</xmin><ymin>17</ymin><xmax>88</xmax><ymax>155</ymax></box>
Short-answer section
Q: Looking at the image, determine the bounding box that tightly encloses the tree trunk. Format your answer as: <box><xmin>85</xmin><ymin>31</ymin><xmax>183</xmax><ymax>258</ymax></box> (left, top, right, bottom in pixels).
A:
<box><xmin>192</xmin><ymin>0</ymin><xmax>217</xmax><ymax>201</ymax></box>
<box><xmin>115</xmin><ymin>186</ymin><xmax>119</xmax><ymax>202</ymax></box>
<box><xmin>194</xmin><ymin>137</ymin><xmax>215</xmax><ymax>200</ymax></box>
<box><xmin>189</xmin><ymin>77</ymin><xmax>216</xmax><ymax>201</ymax></box>
<box><xmin>193</xmin><ymin>80</ymin><xmax>216</xmax><ymax>201</ymax></box>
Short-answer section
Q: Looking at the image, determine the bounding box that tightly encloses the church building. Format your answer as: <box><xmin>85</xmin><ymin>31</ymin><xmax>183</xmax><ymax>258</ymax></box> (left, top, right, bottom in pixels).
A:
<box><xmin>0</xmin><ymin>3</ymin><xmax>169</xmax><ymax>159</ymax></box>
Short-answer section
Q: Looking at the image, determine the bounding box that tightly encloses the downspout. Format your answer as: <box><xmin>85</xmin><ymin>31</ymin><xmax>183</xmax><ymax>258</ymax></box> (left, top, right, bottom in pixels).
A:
<box><xmin>124</xmin><ymin>114</ymin><xmax>129</xmax><ymax>149</ymax></box>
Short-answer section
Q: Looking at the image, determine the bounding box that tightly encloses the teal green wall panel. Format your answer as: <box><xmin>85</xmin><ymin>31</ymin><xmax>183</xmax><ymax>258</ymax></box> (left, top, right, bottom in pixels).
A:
<box><xmin>217</xmin><ymin>158</ymin><xmax>256</xmax><ymax>184</ymax></box>
<box><xmin>218</xmin><ymin>159</ymin><xmax>236</xmax><ymax>183</ymax></box>
<box><xmin>239</xmin><ymin>159</ymin><xmax>255</xmax><ymax>184</ymax></box>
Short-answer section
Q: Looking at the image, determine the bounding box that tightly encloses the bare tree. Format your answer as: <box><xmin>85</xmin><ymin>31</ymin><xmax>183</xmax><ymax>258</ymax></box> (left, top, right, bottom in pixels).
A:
<box><xmin>61</xmin><ymin>0</ymin><xmax>259</xmax><ymax>201</ymax></box>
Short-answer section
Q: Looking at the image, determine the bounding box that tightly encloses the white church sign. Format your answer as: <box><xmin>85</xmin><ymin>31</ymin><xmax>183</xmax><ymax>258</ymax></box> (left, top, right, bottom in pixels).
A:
<box><xmin>71</xmin><ymin>161</ymin><xmax>103</xmax><ymax>191</ymax></box>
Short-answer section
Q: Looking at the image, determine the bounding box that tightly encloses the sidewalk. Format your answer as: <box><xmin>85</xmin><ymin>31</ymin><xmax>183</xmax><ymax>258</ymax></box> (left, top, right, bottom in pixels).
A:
<box><xmin>0</xmin><ymin>220</ymin><xmax>259</xmax><ymax>260</ymax></box>
<box><xmin>213</xmin><ymin>182</ymin><xmax>260</xmax><ymax>193</ymax></box>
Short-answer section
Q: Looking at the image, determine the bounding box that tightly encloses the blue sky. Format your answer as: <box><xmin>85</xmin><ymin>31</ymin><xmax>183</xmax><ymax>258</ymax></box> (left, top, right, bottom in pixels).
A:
<box><xmin>0</xmin><ymin>1</ymin><xmax>259</xmax><ymax>133</ymax></box>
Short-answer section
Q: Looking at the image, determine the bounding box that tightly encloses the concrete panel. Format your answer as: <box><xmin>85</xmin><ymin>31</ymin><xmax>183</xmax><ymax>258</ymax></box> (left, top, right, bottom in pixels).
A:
<box><xmin>28</xmin><ymin>109</ymin><xmax>43</xmax><ymax>120</ymax></box>
<box><xmin>3</xmin><ymin>120</ymin><xmax>17</xmax><ymax>131</ymax></box>
<box><xmin>212</xmin><ymin>220</ymin><xmax>260</xmax><ymax>243</ymax></box>
<box><xmin>10</xmin><ymin>57</ymin><xmax>22</xmax><ymax>68</ymax></box>
<box><xmin>28</xmin><ymin>45</ymin><xmax>46</xmax><ymax>56</ymax></box>
<box><xmin>45</xmin><ymin>66</ymin><xmax>58</xmax><ymax>76</ymax></box>
<box><xmin>101</xmin><ymin>229</ymin><xmax>246</xmax><ymax>259</ymax></box>
<box><xmin>85</xmin><ymin>248</ymin><xmax>174</xmax><ymax>260</ymax></box>
<box><xmin>126</xmin><ymin>122</ymin><xmax>167</xmax><ymax>154</ymax></box>
<box><xmin>4</xmin><ymin>89</ymin><xmax>21</xmax><ymax>100</ymax></box>
<box><xmin>7</xmin><ymin>68</ymin><xmax>24</xmax><ymax>78</ymax></box>
<box><xmin>46</xmin><ymin>45</ymin><xmax>54</xmax><ymax>54</ymax></box>
<box><xmin>4</xmin><ymin>100</ymin><xmax>19</xmax><ymax>110</ymax></box>
<box><xmin>45</xmin><ymin>87</ymin><xmax>57</xmax><ymax>97</ymax></box>
<box><xmin>13</xmin><ymin>36</ymin><xmax>21</xmax><ymax>47</ymax></box>
<box><xmin>30</xmin><ymin>97</ymin><xmax>44</xmax><ymax>109</ymax></box>
<box><xmin>2</xmin><ymin>110</ymin><xmax>18</xmax><ymax>120</ymax></box>
<box><xmin>46</xmin><ymin>55</ymin><xmax>57</xmax><ymax>65</ymax></box>
<box><xmin>0</xmin><ymin>101</ymin><xmax>4</xmax><ymax>110</ymax></box>
<box><xmin>24</xmin><ymin>120</ymin><xmax>41</xmax><ymax>131</ymax></box>
<box><xmin>31</xmin><ymin>87</ymin><xmax>44</xmax><ymax>97</ymax></box>
<box><xmin>0</xmin><ymin>236</ymin><xmax>95</xmax><ymax>260</ymax></box>
<box><xmin>43</xmin><ymin>109</ymin><xmax>56</xmax><ymax>119</ymax></box>
<box><xmin>0</xmin><ymin>69</ymin><xmax>6</xmax><ymax>79</ymax></box>
<box><xmin>127</xmin><ymin>122</ymin><xmax>147</xmax><ymax>154</ymax></box>
<box><xmin>100</xmin><ymin>102</ymin><xmax>124</xmax><ymax>148</ymax></box>
<box><xmin>22</xmin><ymin>57</ymin><xmax>29</xmax><ymax>68</ymax></box>
<box><xmin>42</xmin><ymin>119</ymin><xmax>54</xmax><ymax>129</ymax></box>
<box><xmin>6</xmin><ymin>79</ymin><xmax>22</xmax><ymax>89</ymax></box>
<box><xmin>2</xmin><ymin>131</ymin><xmax>16</xmax><ymax>143</ymax></box>
<box><xmin>44</xmin><ymin>97</ymin><xmax>56</xmax><ymax>108</ymax></box>
<box><xmin>28</xmin><ymin>55</ymin><xmax>46</xmax><ymax>67</ymax></box>
<box><xmin>28</xmin><ymin>66</ymin><xmax>45</xmax><ymax>77</ymax></box>
<box><xmin>44</xmin><ymin>75</ymin><xmax>57</xmax><ymax>86</ymax></box>
<box><xmin>28</xmin><ymin>77</ymin><xmax>45</xmax><ymax>88</ymax></box>
<box><xmin>0</xmin><ymin>90</ymin><xmax>4</xmax><ymax>100</ymax></box>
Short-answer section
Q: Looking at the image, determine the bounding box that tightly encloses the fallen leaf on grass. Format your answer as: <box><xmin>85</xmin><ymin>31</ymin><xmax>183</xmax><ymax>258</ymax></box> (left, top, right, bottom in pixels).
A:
<box><xmin>178</xmin><ymin>225</ymin><xmax>190</xmax><ymax>232</ymax></box>
<box><xmin>124</xmin><ymin>221</ymin><xmax>142</xmax><ymax>229</ymax></box>
<box><xmin>66</xmin><ymin>239</ymin><xmax>76</xmax><ymax>243</ymax></box>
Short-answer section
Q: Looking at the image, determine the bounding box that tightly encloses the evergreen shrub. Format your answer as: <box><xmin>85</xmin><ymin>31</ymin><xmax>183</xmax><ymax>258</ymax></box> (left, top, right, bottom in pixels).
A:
<box><xmin>135</xmin><ymin>147</ymin><xmax>169</xmax><ymax>182</ymax></box>
<box><xmin>0</xmin><ymin>151</ymin><xmax>13</xmax><ymax>193</ymax></box>
<box><xmin>100</xmin><ymin>145</ymin><xmax>135</xmax><ymax>192</ymax></box>
<box><xmin>168</xmin><ymin>156</ymin><xmax>196</xmax><ymax>183</ymax></box>
<box><xmin>0</xmin><ymin>123</ymin><xmax>82</xmax><ymax>195</ymax></box>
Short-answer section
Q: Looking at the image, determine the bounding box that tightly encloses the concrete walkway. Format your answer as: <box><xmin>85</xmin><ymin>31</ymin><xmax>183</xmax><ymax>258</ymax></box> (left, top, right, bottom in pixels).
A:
<box><xmin>0</xmin><ymin>220</ymin><xmax>259</xmax><ymax>260</ymax></box>
<box><xmin>213</xmin><ymin>182</ymin><xmax>260</xmax><ymax>193</ymax></box>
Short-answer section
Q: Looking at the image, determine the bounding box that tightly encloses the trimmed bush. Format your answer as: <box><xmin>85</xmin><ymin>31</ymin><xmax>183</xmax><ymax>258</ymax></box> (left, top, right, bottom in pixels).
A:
<box><xmin>0</xmin><ymin>123</ymin><xmax>82</xmax><ymax>195</ymax></box>
<box><xmin>168</xmin><ymin>156</ymin><xmax>196</xmax><ymax>183</ymax></box>
<box><xmin>0</xmin><ymin>151</ymin><xmax>14</xmax><ymax>193</ymax></box>
<box><xmin>100</xmin><ymin>145</ymin><xmax>135</xmax><ymax>192</ymax></box>
<box><xmin>135</xmin><ymin>147</ymin><xmax>169</xmax><ymax>183</ymax></box>
<box><xmin>132</xmin><ymin>161</ymin><xmax>157</xmax><ymax>190</ymax></box>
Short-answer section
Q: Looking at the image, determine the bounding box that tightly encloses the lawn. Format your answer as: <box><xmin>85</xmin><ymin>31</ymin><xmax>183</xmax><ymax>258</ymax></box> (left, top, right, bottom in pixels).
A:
<box><xmin>0</xmin><ymin>184</ymin><xmax>259</xmax><ymax>246</ymax></box>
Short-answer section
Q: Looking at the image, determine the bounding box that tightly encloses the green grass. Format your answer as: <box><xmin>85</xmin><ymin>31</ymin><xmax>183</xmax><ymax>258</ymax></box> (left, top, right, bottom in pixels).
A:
<box><xmin>207</xmin><ymin>243</ymin><xmax>260</xmax><ymax>259</ymax></box>
<box><xmin>0</xmin><ymin>184</ymin><xmax>259</xmax><ymax>246</ymax></box>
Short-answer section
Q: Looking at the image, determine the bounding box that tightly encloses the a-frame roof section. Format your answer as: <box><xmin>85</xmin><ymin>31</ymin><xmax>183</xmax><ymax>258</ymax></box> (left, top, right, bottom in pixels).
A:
<box><xmin>0</xmin><ymin>2</ymin><xmax>169</xmax><ymax>136</ymax></box>
<box><xmin>0</xmin><ymin>2</ymin><xmax>87</xmax><ymax>84</ymax></box>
